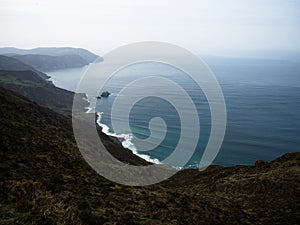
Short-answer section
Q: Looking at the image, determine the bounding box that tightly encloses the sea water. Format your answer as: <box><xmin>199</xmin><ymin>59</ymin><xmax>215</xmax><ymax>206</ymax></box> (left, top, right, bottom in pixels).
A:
<box><xmin>47</xmin><ymin>56</ymin><xmax>300</xmax><ymax>168</ymax></box>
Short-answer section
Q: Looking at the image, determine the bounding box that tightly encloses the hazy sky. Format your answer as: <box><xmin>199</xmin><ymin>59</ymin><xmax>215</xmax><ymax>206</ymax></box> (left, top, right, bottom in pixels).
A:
<box><xmin>1</xmin><ymin>0</ymin><xmax>299</xmax><ymax>55</ymax></box>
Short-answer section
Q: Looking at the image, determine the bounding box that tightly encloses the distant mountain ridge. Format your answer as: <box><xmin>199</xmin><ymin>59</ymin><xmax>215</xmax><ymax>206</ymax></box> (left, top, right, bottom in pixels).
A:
<box><xmin>11</xmin><ymin>54</ymin><xmax>89</xmax><ymax>71</ymax></box>
<box><xmin>0</xmin><ymin>47</ymin><xmax>101</xmax><ymax>71</ymax></box>
<box><xmin>0</xmin><ymin>47</ymin><xmax>99</xmax><ymax>62</ymax></box>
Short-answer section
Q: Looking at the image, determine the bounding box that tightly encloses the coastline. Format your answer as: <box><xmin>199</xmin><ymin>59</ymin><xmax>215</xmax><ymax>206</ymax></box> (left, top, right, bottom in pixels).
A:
<box><xmin>95</xmin><ymin>112</ymin><xmax>161</xmax><ymax>165</ymax></box>
<box><xmin>50</xmin><ymin>65</ymin><xmax>300</xmax><ymax>169</ymax></box>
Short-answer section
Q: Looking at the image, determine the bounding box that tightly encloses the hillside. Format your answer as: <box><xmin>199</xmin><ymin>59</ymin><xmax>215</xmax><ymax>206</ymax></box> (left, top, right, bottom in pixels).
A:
<box><xmin>0</xmin><ymin>69</ymin><xmax>81</xmax><ymax>115</ymax></box>
<box><xmin>0</xmin><ymin>86</ymin><xmax>299</xmax><ymax>225</ymax></box>
<box><xmin>0</xmin><ymin>55</ymin><xmax>49</xmax><ymax>79</ymax></box>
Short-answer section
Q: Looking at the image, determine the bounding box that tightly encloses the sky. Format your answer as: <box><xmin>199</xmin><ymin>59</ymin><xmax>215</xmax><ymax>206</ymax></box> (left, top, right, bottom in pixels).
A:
<box><xmin>0</xmin><ymin>0</ymin><xmax>299</xmax><ymax>56</ymax></box>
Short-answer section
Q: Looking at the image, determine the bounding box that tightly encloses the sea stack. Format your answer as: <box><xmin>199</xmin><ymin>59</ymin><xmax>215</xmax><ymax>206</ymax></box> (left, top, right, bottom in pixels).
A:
<box><xmin>101</xmin><ymin>91</ymin><xmax>110</xmax><ymax>97</ymax></box>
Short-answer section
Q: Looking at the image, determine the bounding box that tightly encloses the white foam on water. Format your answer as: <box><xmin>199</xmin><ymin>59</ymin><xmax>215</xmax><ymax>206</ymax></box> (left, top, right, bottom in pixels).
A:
<box><xmin>95</xmin><ymin>112</ymin><xmax>161</xmax><ymax>164</ymax></box>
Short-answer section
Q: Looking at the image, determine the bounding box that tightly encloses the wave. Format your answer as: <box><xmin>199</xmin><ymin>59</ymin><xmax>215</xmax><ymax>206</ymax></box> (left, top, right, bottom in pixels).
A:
<box><xmin>95</xmin><ymin>112</ymin><xmax>161</xmax><ymax>164</ymax></box>
<box><xmin>82</xmin><ymin>94</ymin><xmax>94</xmax><ymax>113</ymax></box>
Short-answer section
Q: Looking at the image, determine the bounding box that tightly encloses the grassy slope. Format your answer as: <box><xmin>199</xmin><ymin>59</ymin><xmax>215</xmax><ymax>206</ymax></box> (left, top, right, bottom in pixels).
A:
<box><xmin>0</xmin><ymin>69</ymin><xmax>85</xmax><ymax>116</ymax></box>
<box><xmin>0</xmin><ymin>55</ymin><xmax>49</xmax><ymax>79</ymax></box>
<box><xmin>0</xmin><ymin>86</ymin><xmax>299</xmax><ymax>225</ymax></box>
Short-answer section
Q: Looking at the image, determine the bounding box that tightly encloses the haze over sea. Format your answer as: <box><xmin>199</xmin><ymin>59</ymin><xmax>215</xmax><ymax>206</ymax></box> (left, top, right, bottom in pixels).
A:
<box><xmin>47</xmin><ymin>55</ymin><xmax>300</xmax><ymax>168</ymax></box>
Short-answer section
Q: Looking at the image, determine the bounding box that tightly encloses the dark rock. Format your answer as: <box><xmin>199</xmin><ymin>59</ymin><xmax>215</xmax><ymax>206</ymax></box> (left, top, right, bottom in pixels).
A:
<box><xmin>100</xmin><ymin>91</ymin><xmax>110</xmax><ymax>97</ymax></box>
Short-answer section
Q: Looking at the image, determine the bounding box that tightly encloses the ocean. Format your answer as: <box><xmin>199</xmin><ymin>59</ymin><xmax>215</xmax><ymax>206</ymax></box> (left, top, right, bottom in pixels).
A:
<box><xmin>47</xmin><ymin>56</ymin><xmax>300</xmax><ymax>168</ymax></box>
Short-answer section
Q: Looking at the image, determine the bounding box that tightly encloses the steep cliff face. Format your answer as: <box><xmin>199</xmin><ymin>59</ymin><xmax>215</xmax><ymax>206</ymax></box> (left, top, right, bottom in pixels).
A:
<box><xmin>0</xmin><ymin>86</ymin><xmax>299</xmax><ymax>225</ymax></box>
